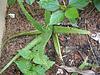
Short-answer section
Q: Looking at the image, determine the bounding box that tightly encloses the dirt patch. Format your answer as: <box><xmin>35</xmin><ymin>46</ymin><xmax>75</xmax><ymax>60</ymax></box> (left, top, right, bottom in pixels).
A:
<box><xmin>0</xmin><ymin>3</ymin><xmax>100</xmax><ymax>75</ymax></box>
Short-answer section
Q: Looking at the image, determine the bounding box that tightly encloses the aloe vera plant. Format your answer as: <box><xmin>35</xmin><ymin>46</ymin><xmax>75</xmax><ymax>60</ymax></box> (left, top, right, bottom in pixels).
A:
<box><xmin>0</xmin><ymin>0</ymin><xmax>92</xmax><ymax>75</ymax></box>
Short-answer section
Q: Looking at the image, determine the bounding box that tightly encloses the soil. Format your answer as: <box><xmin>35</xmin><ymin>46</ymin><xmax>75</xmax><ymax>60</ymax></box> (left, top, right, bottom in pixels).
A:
<box><xmin>0</xmin><ymin>2</ymin><xmax>100</xmax><ymax>75</ymax></box>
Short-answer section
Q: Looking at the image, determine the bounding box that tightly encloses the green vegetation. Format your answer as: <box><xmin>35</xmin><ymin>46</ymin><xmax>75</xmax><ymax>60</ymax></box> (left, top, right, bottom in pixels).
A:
<box><xmin>1</xmin><ymin>0</ymin><xmax>100</xmax><ymax>75</ymax></box>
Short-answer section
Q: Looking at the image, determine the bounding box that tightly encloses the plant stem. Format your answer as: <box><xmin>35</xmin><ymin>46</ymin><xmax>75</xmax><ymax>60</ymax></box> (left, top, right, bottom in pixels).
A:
<box><xmin>0</xmin><ymin>54</ymin><xmax>20</xmax><ymax>74</ymax></box>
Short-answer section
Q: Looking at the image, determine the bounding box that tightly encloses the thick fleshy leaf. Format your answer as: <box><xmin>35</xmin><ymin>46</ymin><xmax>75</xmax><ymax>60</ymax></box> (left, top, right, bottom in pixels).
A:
<box><xmin>18</xmin><ymin>35</ymin><xmax>42</xmax><ymax>59</ymax></box>
<box><xmin>24</xmin><ymin>71</ymin><xmax>37</xmax><ymax>75</ymax></box>
<box><xmin>15</xmin><ymin>59</ymin><xmax>45</xmax><ymax>75</ymax></box>
<box><xmin>18</xmin><ymin>49</ymin><xmax>34</xmax><ymax>60</ymax></box>
<box><xmin>69</xmin><ymin>0</ymin><xmax>89</xmax><ymax>9</ymax></box>
<box><xmin>32</xmin><ymin>29</ymin><xmax>54</xmax><ymax>69</ymax></box>
<box><xmin>54</xmin><ymin>26</ymin><xmax>91</xmax><ymax>34</ymax></box>
<box><xmin>53</xmin><ymin>33</ymin><xmax>63</xmax><ymax>60</ymax></box>
<box><xmin>32</xmin><ymin>50</ymin><xmax>47</xmax><ymax>65</ymax></box>
<box><xmin>32</xmin><ymin>65</ymin><xmax>46</xmax><ymax>75</ymax></box>
<box><xmin>18</xmin><ymin>0</ymin><xmax>44</xmax><ymax>32</ymax></box>
<box><xmin>33</xmin><ymin>52</ymin><xmax>55</xmax><ymax>69</ymax></box>
<box><xmin>25</xmin><ymin>0</ymin><xmax>35</xmax><ymax>5</ymax></box>
<box><xmin>65</xmin><ymin>7</ymin><xmax>79</xmax><ymax>19</ymax></box>
<box><xmin>15</xmin><ymin>59</ymin><xmax>32</xmax><ymax>74</ymax></box>
<box><xmin>93</xmin><ymin>0</ymin><xmax>100</xmax><ymax>11</ymax></box>
<box><xmin>49</xmin><ymin>10</ymin><xmax>64</xmax><ymax>25</ymax></box>
<box><xmin>39</xmin><ymin>0</ymin><xmax>60</xmax><ymax>11</ymax></box>
<box><xmin>25</xmin><ymin>65</ymin><xmax>46</xmax><ymax>75</ymax></box>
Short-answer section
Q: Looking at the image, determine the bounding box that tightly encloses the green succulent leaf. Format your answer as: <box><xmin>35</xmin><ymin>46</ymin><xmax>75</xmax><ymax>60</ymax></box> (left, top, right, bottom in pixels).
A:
<box><xmin>65</xmin><ymin>7</ymin><xmax>79</xmax><ymax>19</ymax></box>
<box><xmin>69</xmin><ymin>0</ymin><xmax>89</xmax><ymax>9</ymax></box>
<box><xmin>15</xmin><ymin>59</ymin><xmax>46</xmax><ymax>75</ymax></box>
<box><xmin>54</xmin><ymin>26</ymin><xmax>91</xmax><ymax>34</ymax></box>
<box><xmin>35</xmin><ymin>27</ymin><xmax>53</xmax><ymax>50</ymax></box>
<box><xmin>32</xmin><ymin>52</ymin><xmax>47</xmax><ymax>65</ymax></box>
<box><xmin>33</xmin><ymin>52</ymin><xmax>55</xmax><ymax>69</ymax></box>
<box><xmin>93</xmin><ymin>0</ymin><xmax>100</xmax><ymax>11</ymax></box>
<box><xmin>24</xmin><ymin>71</ymin><xmax>37</xmax><ymax>75</ymax></box>
<box><xmin>32</xmin><ymin>29</ymin><xmax>54</xmax><ymax>69</ymax></box>
<box><xmin>39</xmin><ymin>0</ymin><xmax>60</xmax><ymax>11</ymax></box>
<box><xmin>15</xmin><ymin>59</ymin><xmax>32</xmax><ymax>74</ymax></box>
<box><xmin>7</xmin><ymin>0</ymin><xmax>16</xmax><ymax>6</ymax></box>
<box><xmin>18</xmin><ymin>49</ymin><xmax>34</xmax><ymax>60</ymax></box>
<box><xmin>53</xmin><ymin>33</ymin><xmax>63</xmax><ymax>60</ymax></box>
<box><xmin>25</xmin><ymin>0</ymin><xmax>35</xmax><ymax>5</ymax></box>
<box><xmin>31</xmin><ymin>65</ymin><xmax>46</xmax><ymax>75</ymax></box>
<box><xmin>18</xmin><ymin>35</ymin><xmax>42</xmax><ymax>60</ymax></box>
<box><xmin>24</xmin><ymin>65</ymin><xmax>46</xmax><ymax>75</ymax></box>
<box><xmin>18</xmin><ymin>0</ymin><xmax>44</xmax><ymax>32</ymax></box>
<box><xmin>49</xmin><ymin>10</ymin><xmax>65</xmax><ymax>25</ymax></box>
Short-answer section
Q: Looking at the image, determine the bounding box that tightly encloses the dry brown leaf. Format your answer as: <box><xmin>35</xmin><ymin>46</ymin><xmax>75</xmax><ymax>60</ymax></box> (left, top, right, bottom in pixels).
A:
<box><xmin>60</xmin><ymin>65</ymin><xmax>95</xmax><ymax>75</ymax></box>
